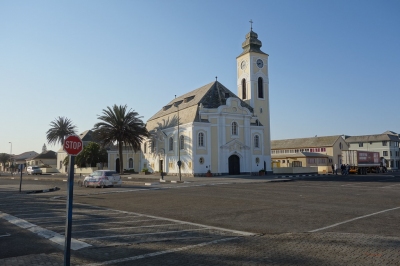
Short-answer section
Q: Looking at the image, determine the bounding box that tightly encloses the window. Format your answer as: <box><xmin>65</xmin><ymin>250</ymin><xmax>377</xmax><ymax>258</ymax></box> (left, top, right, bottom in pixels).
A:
<box><xmin>254</xmin><ymin>135</ymin><xmax>259</xmax><ymax>148</ymax></box>
<box><xmin>339</xmin><ymin>143</ymin><xmax>342</xmax><ymax>149</ymax></box>
<box><xmin>282</xmin><ymin>160</ymin><xmax>285</xmax><ymax>163</ymax></box>
<box><xmin>180</xmin><ymin>135</ymin><xmax>184</xmax><ymax>150</ymax></box>
<box><xmin>383</xmin><ymin>151</ymin><xmax>388</xmax><ymax>156</ymax></box>
<box><xmin>198</xmin><ymin>132</ymin><xmax>204</xmax><ymax>147</ymax></box>
<box><xmin>308</xmin><ymin>158</ymin><xmax>316</xmax><ymax>164</ymax></box>
<box><xmin>199</xmin><ymin>157</ymin><xmax>204</xmax><ymax>164</ymax></box>
<box><xmin>59</xmin><ymin>161</ymin><xmax>62</xmax><ymax>169</ymax></box>
<box><xmin>129</xmin><ymin>158</ymin><xmax>133</xmax><ymax>168</ymax></box>
<box><xmin>241</xmin><ymin>78</ymin><xmax>246</xmax><ymax>99</ymax></box>
<box><xmin>151</xmin><ymin>141</ymin><xmax>155</xmax><ymax>153</ymax></box>
<box><xmin>143</xmin><ymin>143</ymin><xmax>147</xmax><ymax>153</ymax></box>
<box><xmin>292</xmin><ymin>161</ymin><xmax>302</xmax><ymax>167</ymax></box>
<box><xmin>390</xmin><ymin>151</ymin><xmax>392</xmax><ymax>156</ymax></box>
<box><xmin>382</xmin><ymin>141</ymin><xmax>387</xmax><ymax>146</ymax></box>
<box><xmin>359</xmin><ymin>143</ymin><xmax>363</xmax><ymax>147</ymax></box>
<box><xmin>169</xmin><ymin>137</ymin><xmax>174</xmax><ymax>151</ymax></box>
<box><xmin>232</xmin><ymin>122</ymin><xmax>238</xmax><ymax>135</ymax></box>
<box><xmin>395</xmin><ymin>142</ymin><xmax>399</xmax><ymax>147</ymax></box>
<box><xmin>258</xmin><ymin>77</ymin><xmax>264</xmax><ymax>98</ymax></box>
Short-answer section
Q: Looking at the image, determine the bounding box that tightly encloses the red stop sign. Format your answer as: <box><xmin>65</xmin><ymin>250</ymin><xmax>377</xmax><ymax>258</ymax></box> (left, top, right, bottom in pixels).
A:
<box><xmin>63</xmin><ymin>135</ymin><xmax>83</xmax><ymax>156</ymax></box>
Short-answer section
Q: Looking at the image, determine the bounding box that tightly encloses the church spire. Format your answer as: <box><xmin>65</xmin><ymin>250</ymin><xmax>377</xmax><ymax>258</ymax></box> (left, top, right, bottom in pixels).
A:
<box><xmin>238</xmin><ymin>21</ymin><xmax>266</xmax><ymax>56</ymax></box>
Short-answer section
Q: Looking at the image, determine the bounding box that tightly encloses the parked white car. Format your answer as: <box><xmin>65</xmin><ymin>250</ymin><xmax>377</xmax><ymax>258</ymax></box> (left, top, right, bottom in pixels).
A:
<box><xmin>27</xmin><ymin>166</ymin><xmax>42</xmax><ymax>175</ymax></box>
<box><xmin>83</xmin><ymin>170</ymin><xmax>122</xmax><ymax>188</ymax></box>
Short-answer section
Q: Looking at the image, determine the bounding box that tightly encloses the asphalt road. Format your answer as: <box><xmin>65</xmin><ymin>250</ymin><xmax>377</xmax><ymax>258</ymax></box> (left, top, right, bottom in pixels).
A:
<box><xmin>0</xmin><ymin>172</ymin><xmax>399</xmax><ymax>265</ymax></box>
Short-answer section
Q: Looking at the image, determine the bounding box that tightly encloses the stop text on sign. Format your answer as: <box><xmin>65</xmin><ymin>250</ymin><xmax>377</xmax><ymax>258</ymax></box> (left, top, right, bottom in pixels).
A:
<box><xmin>63</xmin><ymin>135</ymin><xmax>83</xmax><ymax>156</ymax></box>
<box><xmin>65</xmin><ymin>141</ymin><xmax>82</xmax><ymax>150</ymax></box>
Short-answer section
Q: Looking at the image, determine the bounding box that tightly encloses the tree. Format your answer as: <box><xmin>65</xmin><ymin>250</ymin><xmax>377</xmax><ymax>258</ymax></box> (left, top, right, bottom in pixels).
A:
<box><xmin>46</xmin><ymin>117</ymin><xmax>77</xmax><ymax>146</ymax></box>
<box><xmin>63</xmin><ymin>142</ymin><xmax>108</xmax><ymax>168</ymax></box>
<box><xmin>0</xmin><ymin>153</ymin><xmax>10</xmax><ymax>170</ymax></box>
<box><xmin>92</xmin><ymin>104</ymin><xmax>149</xmax><ymax>173</ymax></box>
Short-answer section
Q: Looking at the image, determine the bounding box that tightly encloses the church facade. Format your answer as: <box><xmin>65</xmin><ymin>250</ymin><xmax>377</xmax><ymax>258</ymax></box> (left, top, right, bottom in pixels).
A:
<box><xmin>108</xmin><ymin>29</ymin><xmax>272</xmax><ymax>176</ymax></box>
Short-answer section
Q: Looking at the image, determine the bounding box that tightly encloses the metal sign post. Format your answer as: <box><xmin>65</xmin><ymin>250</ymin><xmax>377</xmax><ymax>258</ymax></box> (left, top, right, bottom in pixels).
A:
<box><xmin>18</xmin><ymin>164</ymin><xmax>23</xmax><ymax>193</ymax></box>
<box><xmin>64</xmin><ymin>155</ymin><xmax>75</xmax><ymax>266</ymax></box>
<box><xmin>62</xmin><ymin>134</ymin><xmax>83</xmax><ymax>266</ymax></box>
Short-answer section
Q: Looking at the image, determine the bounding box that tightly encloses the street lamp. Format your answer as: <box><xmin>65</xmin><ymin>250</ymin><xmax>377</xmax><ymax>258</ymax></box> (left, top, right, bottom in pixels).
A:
<box><xmin>175</xmin><ymin>95</ymin><xmax>182</xmax><ymax>181</ymax></box>
<box><xmin>9</xmin><ymin>142</ymin><xmax>12</xmax><ymax>173</ymax></box>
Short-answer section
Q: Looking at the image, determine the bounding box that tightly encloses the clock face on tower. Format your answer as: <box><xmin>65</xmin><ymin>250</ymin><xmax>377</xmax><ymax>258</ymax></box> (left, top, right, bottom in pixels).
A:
<box><xmin>240</xmin><ymin>60</ymin><xmax>246</xmax><ymax>70</ymax></box>
<box><xmin>257</xmin><ymin>59</ymin><xmax>263</xmax><ymax>68</ymax></box>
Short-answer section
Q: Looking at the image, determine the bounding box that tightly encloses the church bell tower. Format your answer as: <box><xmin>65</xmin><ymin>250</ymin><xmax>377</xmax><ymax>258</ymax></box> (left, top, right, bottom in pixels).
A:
<box><xmin>237</xmin><ymin>23</ymin><xmax>271</xmax><ymax>172</ymax></box>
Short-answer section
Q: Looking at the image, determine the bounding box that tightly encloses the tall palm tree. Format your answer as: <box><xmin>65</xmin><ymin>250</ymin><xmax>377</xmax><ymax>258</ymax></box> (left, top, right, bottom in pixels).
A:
<box><xmin>92</xmin><ymin>104</ymin><xmax>149</xmax><ymax>173</ymax></box>
<box><xmin>46</xmin><ymin>117</ymin><xmax>77</xmax><ymax>146</ymax></box>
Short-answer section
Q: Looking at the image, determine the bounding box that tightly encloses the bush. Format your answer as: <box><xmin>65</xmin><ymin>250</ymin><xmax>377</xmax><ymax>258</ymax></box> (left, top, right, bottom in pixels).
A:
<box><xmin>141</xmin><ymin>168</ymin><xmax>149</xmax><ymax>173</ymax></box>
<box><xmin>124</xmin><ymin>169</ymin><xmax>135</xmax><ymax>173</ymax></box>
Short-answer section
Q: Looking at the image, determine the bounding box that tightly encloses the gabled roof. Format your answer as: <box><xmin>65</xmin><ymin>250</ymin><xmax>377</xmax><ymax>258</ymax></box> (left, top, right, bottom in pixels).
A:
<box><xmin>14</xmin><ymin>151</ymin><xmax>38</xmax><ymax>160</ymax></box>
<box><xmin>146</xmin><ymin>81</ymin><xmax>253</xmax><ymax>131</ymax></box>
<box><xmin>345</xmin><ymin>133</ymin><xmax>400</xmax><ymax>143</ymax></box>
<box><xmin>79</xmin><ymin>130</ymin><xmax>95</xmax><ymax>142</ymax></box>
<box><xmin>272</xmin><ymin>152</ymin><xmax>329</xmax><ymax>159</ymax></box>
<box><xmin>271</xmin><ymin>135</ymin><xmax>343</xmax><ymax>149</ymax></box>
<box><xmin>32</xmin><ymin>150</ymin><xmax>57</xmax><ymax>160</ymax></box>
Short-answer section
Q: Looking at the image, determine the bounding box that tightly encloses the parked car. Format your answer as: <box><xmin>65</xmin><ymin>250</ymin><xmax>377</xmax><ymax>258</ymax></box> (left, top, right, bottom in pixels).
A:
<box><xmin>27</xmin><ymin>166</ymin><xmax>42</xmax><ymax>175</ymax></box>
<box><xmin>83</xmin><ymin>170</ymin><xmax>122</xmax><ymax>188</ymax></box>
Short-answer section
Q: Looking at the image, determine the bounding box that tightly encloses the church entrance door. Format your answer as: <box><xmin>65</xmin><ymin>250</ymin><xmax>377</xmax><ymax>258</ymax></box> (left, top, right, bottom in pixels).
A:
<box><xmin>228</xmin><ymin>155</ymin><xmax>240</xmax><ymax>175</ymax></box>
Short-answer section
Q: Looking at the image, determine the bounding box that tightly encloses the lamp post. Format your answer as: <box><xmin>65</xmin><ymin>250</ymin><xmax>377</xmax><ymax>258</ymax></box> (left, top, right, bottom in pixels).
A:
<box><xmin>175</xmin><ymin>95</ymin><xmax>182</xmax><ymax>181</ymax></box>
<box><xmin>9</xmin><ymin>142</ymin><xmax>12</xmax><ymax>174</ymax></box>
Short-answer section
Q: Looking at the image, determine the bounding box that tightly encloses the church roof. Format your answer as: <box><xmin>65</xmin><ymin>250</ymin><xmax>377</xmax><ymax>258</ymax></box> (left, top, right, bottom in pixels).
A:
<box><xmin>271</xmin><ymin>135</ymin><xmax>344</xmax><ymax>149</ymax></box>
<box><xmin>146</xmin><ymin>81</ymin><xmax>253</xmax><ymax>131</ymax></box>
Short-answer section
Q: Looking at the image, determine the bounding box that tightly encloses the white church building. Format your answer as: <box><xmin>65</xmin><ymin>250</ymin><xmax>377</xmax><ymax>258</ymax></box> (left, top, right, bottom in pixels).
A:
<box><xmin>108</xmin><ymin>28</ymin><xmax>272</xmax><ymax>176</ymax></box>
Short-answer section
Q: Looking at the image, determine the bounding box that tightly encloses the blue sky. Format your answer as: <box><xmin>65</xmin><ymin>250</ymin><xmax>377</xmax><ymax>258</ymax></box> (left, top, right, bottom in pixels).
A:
<box><xmin>1</xmin><ymin>0</ymin><xmax>399</xmax><ymax>155</ymax></box>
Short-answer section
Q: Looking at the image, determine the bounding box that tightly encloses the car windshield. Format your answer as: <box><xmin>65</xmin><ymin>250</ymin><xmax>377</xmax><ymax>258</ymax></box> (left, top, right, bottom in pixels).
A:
<box><xmin>105</xmin><ymin>171</ymin><xmax>117</xmax><ymax>176</ymax></box>
<box><xmin>91</xmin><ymin>171</ymin><xmax>102</xmax><ymax>176</ymax></box>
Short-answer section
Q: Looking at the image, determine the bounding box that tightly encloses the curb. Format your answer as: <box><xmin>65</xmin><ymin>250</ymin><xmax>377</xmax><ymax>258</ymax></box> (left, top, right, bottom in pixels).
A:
<box><xmin>26</xmin><ymin>187</ymin><xmax>60</xmax><ymax>194</ymax></box>
<box><xmin>275</xmin><ymin>173</ymin><xmax>335</xmax><ymax>179</ymax></box>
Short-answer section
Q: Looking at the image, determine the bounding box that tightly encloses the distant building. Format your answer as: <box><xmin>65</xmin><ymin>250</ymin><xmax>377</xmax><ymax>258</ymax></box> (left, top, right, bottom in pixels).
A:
<box><xmin>13</xmin><ymin>151</ymin><xmax>39</xmax><ymax>168</ymax></box>
<box><xmin>56</xmin><ymin>130</ymin><xmax>105</xmax><ymax>174</ymax></box>
<box><xmin>271</xmin><ymin>135</ymin><xmax>349</xmax><ymax>173</ymax></box>
<box><xmin>344</xmin><ymin>131</ymin><xmax>400</xmax><ymax>170</ymax></box>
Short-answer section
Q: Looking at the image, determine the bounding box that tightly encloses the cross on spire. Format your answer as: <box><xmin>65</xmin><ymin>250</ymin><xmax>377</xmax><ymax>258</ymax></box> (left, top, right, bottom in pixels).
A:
<box><xmin>249</xmin><ymin>19</ymin><xmax>253</xmax><ymax>30</ymax></box>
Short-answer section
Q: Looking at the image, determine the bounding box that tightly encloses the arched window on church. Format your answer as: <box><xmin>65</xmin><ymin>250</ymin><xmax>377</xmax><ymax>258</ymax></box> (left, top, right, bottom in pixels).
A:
<box><xmin>258</xmin><ymin>77</ymin><xmax>264</xmax><ymax>98</ymax></box>
<box><xmin>151</xmin><ymin>141</ymin><xmax>155</xmax><ymax>153</ymax></box>
<box><xmin>143</xmin><ymin>142</ymin><xmax>147</xmax><ymax>153</ymax></box>
<box><xmin>129</xmin><ymin>158</ymin><xmax>133</xmax><ymax>168</ymax></box>
<box><xmin>169</xmin><ymin>137</ymin><xmax>174</xmax><ymax>151</ymax></box>
<box><xmin>232</xmin><ymin>122</ymin><xmax>238</xmax><ymax>135</ymax></box>
<box><xmin>180</xmin><ymin>135</ymin><xmax>184</xmax><ymax>150</ymax></box>
<box><xmin>198</xmin><ymin>132</ymin><xmax>204</xmax><ymax>147</ymax></box>
<box><xmin>254</xmin><ymin>135</ymin><xmax>260</xmax><ymax>148</ymax></box>
<box><xmin>242</xmin><ymin>78</ymin><xmax>246</xmax><ymax>99</ymax></box>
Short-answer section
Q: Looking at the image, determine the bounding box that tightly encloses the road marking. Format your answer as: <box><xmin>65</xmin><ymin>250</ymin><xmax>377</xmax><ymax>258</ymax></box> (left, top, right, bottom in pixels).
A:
<box><xmin>46</xmin><ymin>218</ymin><xmax>156</xmax><ymax>229</ymax></box>
<box><xmin>0</xmin><ymin>233</ymin><xmax>10</xmax><ymax>237</ymax></box>
<box><xmin>82</xmin><ymin>236</ymin><xmax>240</xmax><ymax>266</ymax></box>
<box><xmin>76</xmin><ymin>203</ymin><xmax>256</xmax><ymax>236</ymax></box>
<box><xmin>0</xmin><ymin>211</ymin><xmax>91</xmax><ymax>250</ymax></box>
<box><xmin>380</xmin><ymin>184</ymin><xmax>400</xmax><ymax>188</ymax></box>
<box><xmin>309</xmin><ymin>206</ymin><xmax>400</xmax><ymax>232</ymax></box>
<box><xmin>72</xmin><ymin>223</ymin><xmax>178</xmax><ymax>234</ymax></box>
<box><xmin>34</xmin><ymin>214</ymin><xmax>141</xmax><ymax>225</ymax></box>
<box><xmin>81</xmin><ymin>228</ymin><xmax>205</xmax><ymax>240</ymax></box>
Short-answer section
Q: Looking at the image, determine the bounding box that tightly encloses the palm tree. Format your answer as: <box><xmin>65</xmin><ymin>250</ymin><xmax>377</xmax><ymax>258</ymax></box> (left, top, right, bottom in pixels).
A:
<box><xmin>92</xmin><ymin>104</ymin><xmax>149</xmax><ymax>173</ymax></box>
<box><xmin>46</xmin><ymin>117</ymin><xmax>77</xmax><ymax>146</ymax></box>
